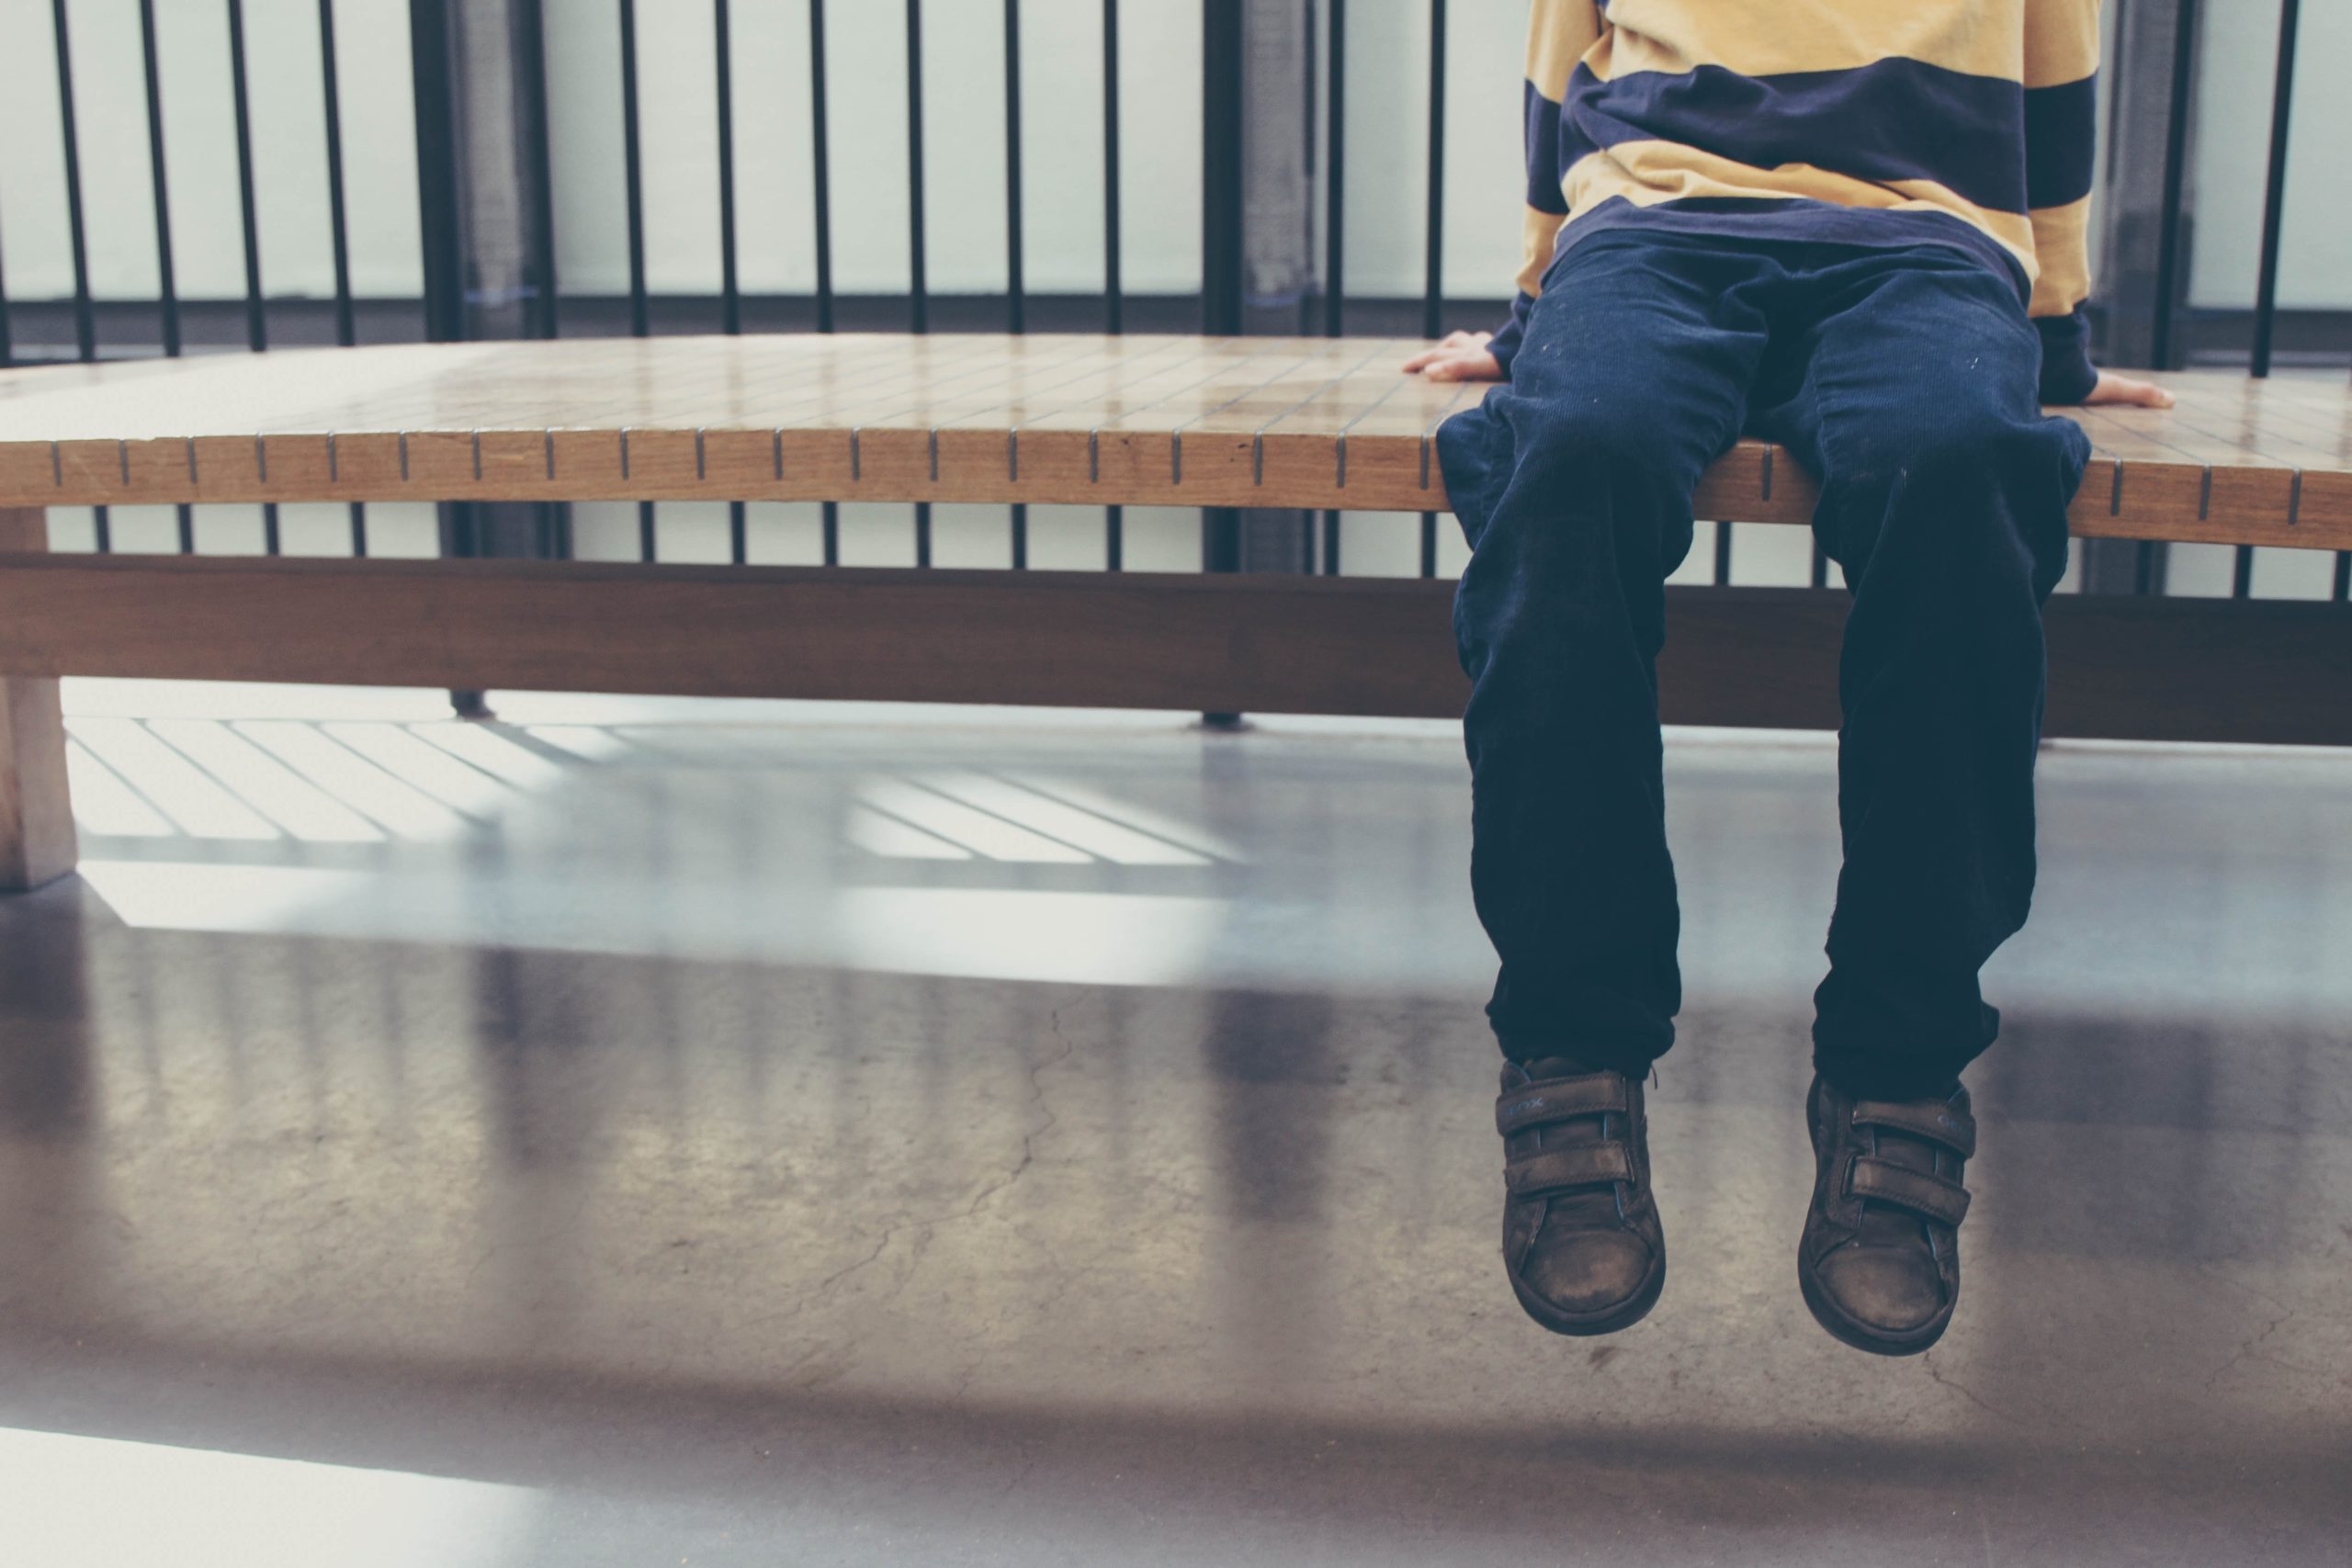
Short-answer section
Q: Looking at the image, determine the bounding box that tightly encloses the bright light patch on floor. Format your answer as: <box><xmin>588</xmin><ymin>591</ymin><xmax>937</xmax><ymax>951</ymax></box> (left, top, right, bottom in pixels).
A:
<box><xmin>998</xmin><ymin>773</ymin><xmax>1242</xmax><ymax>862</ymax></box>
<box><xmin>844</xmin><ymin>805</ymin><xmax>974</xmax><ymax>861</ymax></box>
<box><xmin>146</xmin><ymin>719</ymin><xmax>386</xmax><ymax>843</ymax></box>
<box><xmin>857</xmin><ymin>777</ymin><xmax>1093</xmax><ymax>863</ymax></box>
<box><xmin>525</xmin><ymin>725</ymin><xmax>633</xmax><ymax>761</ymax></box>
<box><xmin>415</xmin><ymin>724</ymin><xmax>569</xmax><ymax>789</ymax></box>
<box><xmin>75</xmin><ymin>859</ymin><xmax>1235</xmax><ymax>989</ymax></box>
<box><xmin>836</xmin><ymin>886</ymin><xmax>1224</xmax><ymax>987</ymax></box>
<box><xmin>0</xmin><ymin>1427</ymin><xmax>543</xmax><ymax>1568</ymax></box>
<box><xmin>65</xmin><ymin>718</ymin><xmax>280</xmax><ymax>840</ymax></box>
<box><xmin>59</xmin><ymin>678</ymin><xmax>455</xmax><ymax>723</ymax></box>
<box><xmin>234</xmin><ymin>722</ymin><xmax>472</xmax><ymax>841</ymax></box>
<box><xmin>63</xmin><ymin>740</ymin><xmax>176</xmax><ymax>838</ymax></box>
<box><xmin>322</xmin><ymin>723</ymin><xmax>511</xmax><ymax>818</ymax></box>
<box><xmin>917</xmin><ymin>770</ymin><xmax>1212</xmax><ymax>865</ymax></box>
<box><xmin>79</xmin><ymin>861</ymin><xmax>375</xmax><ymax>933</ymax></box>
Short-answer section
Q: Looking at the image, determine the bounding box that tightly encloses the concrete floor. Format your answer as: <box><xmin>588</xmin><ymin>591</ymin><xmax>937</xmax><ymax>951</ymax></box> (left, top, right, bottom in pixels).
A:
<box><xmin>1</xmin><ymin>682</ymin><xmax>2346</xmax><ymax>1566</ymax></box>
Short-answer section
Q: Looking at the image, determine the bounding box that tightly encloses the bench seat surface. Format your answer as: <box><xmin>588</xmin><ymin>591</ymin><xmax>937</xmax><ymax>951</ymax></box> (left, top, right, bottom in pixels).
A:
<box><xmin>0</xmin><ymin>335</ymin><xmax>2346</xmax><ymax>548</ymax></box>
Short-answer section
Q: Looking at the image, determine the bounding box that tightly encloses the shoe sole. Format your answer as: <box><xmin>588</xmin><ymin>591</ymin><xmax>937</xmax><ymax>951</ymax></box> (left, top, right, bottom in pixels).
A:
<box><xmin>1509</xmin><ymin>1251</ymin><xmax>1667</xmax><ymax>1337</ymax></box>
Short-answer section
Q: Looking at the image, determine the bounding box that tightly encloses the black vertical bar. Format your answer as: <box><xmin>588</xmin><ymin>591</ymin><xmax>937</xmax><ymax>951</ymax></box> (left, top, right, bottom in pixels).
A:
<box><xmin>2249</xmin><ymin>0</ymin><xmax>2299</xmax><ymax>378</ymax></box>
<box><xmin>139</xmin><ymin>0</ymin><xmax>197</xmax><ymax>552</ymax></box>
<box><xmin>1713</xmin><ymin>519</ymin><xmax>1733</xmax><ymax>584</ymax></box>
<box><xmin>516</xmin><ymin>0</ymin><xmax>563</xmax><ymax>558</ymax></box>
<box><xmin>319</xmin><ymin>0</ymin><xmax>358</xmax><ymax>348</ymax></box>
<box><xmin>138</xmin><ymin>1</ymin><xmax>181</xmax><ymax>359</ymax></box>
<box><xmin>2334</xmin><ymin>552</ymin><xmax>2350</xmax><ymax>603</ymax></box>
<box><xmin>808</xmin><ymin>0</ymin><xmax>840</xmax><ymax>564</ymax></box>
<box><xmin>51</xmin><ymin>0</ymin><xmax>100</xmax><ymax>563</ymax></box>
<box><xmin>1005</xmin><ymin>0</ymin><xmax>1027</xmax><ymax>568</ymax></box>
<box><xmin>1200</xmin><ymin>0</ymin><xmax>1243</xmax><ymax>592</ymax></box>
<box><xmin>51</xmin><ymin>0</ymin><xmax>97</xmax><ymax>366</ymax></box>
<box><xmin>1319</xmin><ymin>0</ymin><xmax>1345</xmax><ymax>574</ymax></box>
<box><xmin>227</xmin><ymin>0</ymin><xmax>281</xmax><ymax>555</ymax></box>
<box><xmin>1102</xmin><ymin>0</ymin><xmax>1123</xmax><ymax>566</ymax></box>
<box><xmin>517</xmin><ymin>0</ymin><xmax>559</xmax><ymax>340</ymax></box>
<box><xmin>1004</xmin><ymin>0</ymin><xmax>1026</xmax><ymax>334</ymax></box>
<box><xmin>715</xmin><ymin>0</ymin><xmax>746</xmax><ymax>564</ymax></box>
<box><xmin>907</xmin><ymin>0</ymin><xmax>931</xmax><ymax>565</ymax></box>
<box><xmin>619</xmin><ymin>0</ymin><xmax>650</xmax><ymax>339</ymax></box>
<box><xmin>317</xmin><ymin>0</ymin><xmax>368</xmax><ymax>554</ymax></box>
<box><xmin>1418</xmin><ymin>0</ymin><xmax>1446</xmax><ymax>578</ymax></box>
<box><xmin>0</xmin><ymin>206</ymin><xmax>13</xmax><ymax>366</ymax></box>
<box><xmin>906</xmin><ymin>0</ymin><xmax>929</xmax><ymax>335</ymax></box>
<box><xmin>1201</xmin><ymin>1</ymin><xmax>1243</xmax><ymax>336</ymax></box>
<box><xmin>2237</xmin><ymin>0</ymin><xmax>2294</xmax><ymax>600</ymax></box>
<box><xmin>1325</xmin><ymin>0</ymin><xmax>1345</xmax><ymax>337</ymax></box>
<box><xmin>1102</xmin><ymin>0</ymin><xmax>1124</xmax><ymax>334</ymax></box>
<box><xmin>716</xmin><ymin>0</ymin><xmax>741</xmax><ymax>337</ymax></box>
<box><xmin>410</xmin><ymin>0</ymin><xmax>483</xmax><ymax>717</ymax></box>
<box><xmin>809</xmin><ymin>0</ymin><xmax>835</xmax><ymax>334</ymax></box>
<box><xmin>228</xmin><ymin>0</ymin><xmax>266</xmax><ymax>354</ymax></box>
<box><xmin>618</xmin><ymin>0</ymin><xmax>655</xmax><ymax>561</ymax></box>
<box><xmin>2148</xmin><ymin>0</ymin><xmax>2199</xmax><ymax>370</ymax></box>
<box><xmin>50</xmin><ymin>0</ymin><xmax>99</xmax><ymax>544</ymax></box>
<box><xmin>411</xmin><ymin>1</ymin><xmax>466</xmax><ymax>345</ymax></box>
<box><xmin>1421</xmin><ymin>0</ymin><xmax>1446</xmax><ymax>342</ymax></box>
<box><xmin>1811</xmin><ymin>541</ymin><xmax>1829</xmax><ymax>588</ymax></box>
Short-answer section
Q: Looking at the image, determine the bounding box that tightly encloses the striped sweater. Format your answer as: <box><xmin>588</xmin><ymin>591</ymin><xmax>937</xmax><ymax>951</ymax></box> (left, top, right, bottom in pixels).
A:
<box><xmin>1494</xmin><ymin>0</ymin><xmax>2102</xmax><ymax>402</ymax></box>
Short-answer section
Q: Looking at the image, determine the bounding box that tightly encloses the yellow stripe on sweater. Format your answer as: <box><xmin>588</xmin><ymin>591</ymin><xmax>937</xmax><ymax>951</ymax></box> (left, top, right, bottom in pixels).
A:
<box><xmin>2027</xmin><ymin>197</ymin><xmax>2091</xmax><ymax>317</ymax></box>
<box><xmin>1589</xmin><ymin>0</ymin><xmax>2028</xmax><ymax>85</ymax></box>
<box><xmin>1526</xmin><ymin>0</ymin><xmax>1603</xmax><ymax>99</ymax></box>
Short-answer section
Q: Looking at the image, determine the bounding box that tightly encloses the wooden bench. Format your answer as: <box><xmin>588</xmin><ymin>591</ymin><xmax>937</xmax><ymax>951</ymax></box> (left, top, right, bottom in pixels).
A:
<box><xmin>2</xmin><ymin>333</ymin><xmax>2348</xmax><ymax>892</ymax></box>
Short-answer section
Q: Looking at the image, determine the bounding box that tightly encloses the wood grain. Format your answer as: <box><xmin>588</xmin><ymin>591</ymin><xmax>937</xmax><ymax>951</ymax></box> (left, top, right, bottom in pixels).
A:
<box><xmin>0</xmin><ymin>336</ymin><xmax>2345</xmax><ymax>549</ymax></box>
<box><xmin>3</xmin><ymin>552</ymin><xmax>2346</xmax><ymax>745</ymax></box>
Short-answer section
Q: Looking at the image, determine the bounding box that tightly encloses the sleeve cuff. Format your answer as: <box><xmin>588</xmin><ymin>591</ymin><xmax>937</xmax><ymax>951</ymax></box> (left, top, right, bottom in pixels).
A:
<box><xmin>2035</xmin><ymin>307</ymin><xmax>2099</xmax><ymax>406</ymax></box>
<box><xmin>1487</xmin><ymin>292</ymin><xmax>1538</xmax><ymax>378</ymax></box>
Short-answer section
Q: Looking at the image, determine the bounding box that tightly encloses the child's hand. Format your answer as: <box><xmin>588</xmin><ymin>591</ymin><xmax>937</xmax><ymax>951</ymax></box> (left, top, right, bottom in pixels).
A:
<box><xmin>1404</xmin><ymin>331</ymin><xmax>1505</xmax><ymax>383</ymax></box>
<box><xmin>2085</xmin><ymin>371</ymin><xmax>2175</xmax><ymax>409</ymax></box>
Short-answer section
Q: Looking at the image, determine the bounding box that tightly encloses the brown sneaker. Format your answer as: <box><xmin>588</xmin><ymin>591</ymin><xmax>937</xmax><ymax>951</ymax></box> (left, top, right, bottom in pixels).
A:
<box><xmin>1497</xmin><ymin>1057</ymin><xmax>1666</xmax><ymax>1336</ymax></box>
<box><xmin>1797</xmin><ymin>1073</ymin><xmax>1975</xmax><ymax>1356</ymax></box>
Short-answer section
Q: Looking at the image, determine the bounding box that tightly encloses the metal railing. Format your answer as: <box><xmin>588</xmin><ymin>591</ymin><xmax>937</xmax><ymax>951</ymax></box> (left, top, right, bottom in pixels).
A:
<box><xmin>0</xmin><ymin>0</ymin><xmax>2341</xmax><ymax>604</ymax></box>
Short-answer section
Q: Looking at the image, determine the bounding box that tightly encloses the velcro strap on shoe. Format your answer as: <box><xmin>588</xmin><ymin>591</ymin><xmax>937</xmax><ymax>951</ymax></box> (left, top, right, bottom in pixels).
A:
<box><xmin>1850</xmin><ymin>1099</ymin><xmax>1976</xmax><ymax>1158</ymax></box>
<box><xmin>1504</xmin><ymin>1143</ymin><xmax>1633</xmax><ymax>1197</ymax></box>
<box><xmin>1848</xmin><ymin>1156</ymin><xmax>1971</xmax><ymax>1227</ymax></box>
<box><xmin>1495</xmin><ymin>1073</ymin><xmax>1630</xmax><ymax>1137</ymax></box>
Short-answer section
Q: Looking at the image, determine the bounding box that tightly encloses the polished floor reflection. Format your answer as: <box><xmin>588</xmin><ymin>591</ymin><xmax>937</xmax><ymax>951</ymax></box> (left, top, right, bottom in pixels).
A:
<box><xmin>3</xmin><ymin>683</ymin><xmax>2347</xmax><ymax>1565</ymax></box>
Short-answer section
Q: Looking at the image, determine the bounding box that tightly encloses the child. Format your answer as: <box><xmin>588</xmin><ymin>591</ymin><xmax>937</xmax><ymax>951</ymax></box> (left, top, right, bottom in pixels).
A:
<box><xmin>1404</xmin><ymin>1</ymin><xmax>2169</xmax><ymax>1355</ymax></box>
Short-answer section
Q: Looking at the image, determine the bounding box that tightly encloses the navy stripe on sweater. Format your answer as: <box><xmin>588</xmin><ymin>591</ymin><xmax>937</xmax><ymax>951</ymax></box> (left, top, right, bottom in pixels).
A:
<box><xmin>1523</xmin><ymin>80</ymin><xmax>1571</xmax><ymax>215</ymax></box>
<box><xmin>1557</xmin><ymin>57</ymin><xmax>2040</xmax><ymax>216</ymax></box>
<box><xmin>2022</xmin><ymin>74</ymin><xmax>2097</xmax><ymax>209</ymax></box>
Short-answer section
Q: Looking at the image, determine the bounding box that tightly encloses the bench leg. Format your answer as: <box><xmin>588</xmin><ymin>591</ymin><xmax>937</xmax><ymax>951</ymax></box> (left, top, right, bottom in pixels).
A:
<box><xmin>0</xmin><ymin>509</ymin><xmax>76</xmax><ymax>892</ymax></box>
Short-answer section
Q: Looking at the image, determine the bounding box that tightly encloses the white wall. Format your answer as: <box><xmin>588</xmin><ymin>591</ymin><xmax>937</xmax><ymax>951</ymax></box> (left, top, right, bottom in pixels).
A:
<box><xmin>2188</xmin><ymin>0</ymin><xmax>2349</xmax><ymax>310</ymax></box>
<box><xmin>3</xmin><ymin>0</ymin><xmax>2339</xmax><ymax>312</ymax></box>
<box><xmin>0</xmin><ymin>0</ymin><xmax>424</xmax><ymax>300</ymax></box>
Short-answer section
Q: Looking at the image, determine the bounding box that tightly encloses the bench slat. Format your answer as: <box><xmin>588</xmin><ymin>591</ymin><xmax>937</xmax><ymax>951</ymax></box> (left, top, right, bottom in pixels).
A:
<box><xmin>0</xmin><ymin>335</ymin><xmax>2345</xmax><ymax>550</ymax></box>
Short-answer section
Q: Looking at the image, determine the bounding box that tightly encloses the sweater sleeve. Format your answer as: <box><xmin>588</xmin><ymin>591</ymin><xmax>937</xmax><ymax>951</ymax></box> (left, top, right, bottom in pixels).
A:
<box><xmin>1488</xmin><ymin>1</ymin><xmax>1603</xmax><ymax>375</ymax></box>
<box><xmin>2023</xmin><ymin>1</ymin><xmax>2103</xmax><ymax>405</ymax></box>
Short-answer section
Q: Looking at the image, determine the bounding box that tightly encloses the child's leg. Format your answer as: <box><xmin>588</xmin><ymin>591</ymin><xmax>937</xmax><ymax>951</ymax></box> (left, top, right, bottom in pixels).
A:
<box><xmin>1754</xmin><ymin>248</ymin><xmax>2090</xmax><ymax>1100</ymax></box>
<box><xmin>1437</xmin><ymin>234</ymin><xmax>1772</xmax><ymax>1076</ymax></box>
